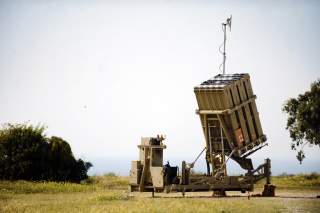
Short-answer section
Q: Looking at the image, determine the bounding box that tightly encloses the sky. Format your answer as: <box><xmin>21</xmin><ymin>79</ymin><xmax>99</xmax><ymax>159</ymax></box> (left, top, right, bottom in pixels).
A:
<box><xmin>0</xmin><ymin>0</ymin><xmax>319</xmax><ymax>175</ymax></box>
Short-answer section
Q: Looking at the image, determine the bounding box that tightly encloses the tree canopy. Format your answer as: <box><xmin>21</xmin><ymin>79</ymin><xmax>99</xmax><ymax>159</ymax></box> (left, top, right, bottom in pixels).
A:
<box><xmin>0</xmin><ymin>123</ymin><xmax>92</xmax><ymax>182</ymax></box>
<box><xmin>282</xmin><ymin>80</ymin><xmax>320</xmax><ymax>163</ymax></box>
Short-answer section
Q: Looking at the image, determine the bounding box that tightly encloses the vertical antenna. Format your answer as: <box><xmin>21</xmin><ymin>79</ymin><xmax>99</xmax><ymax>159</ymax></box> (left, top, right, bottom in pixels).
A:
<box><xmin>219</xmin><ymin>15</ymin><xmax>232</xmax><ymax>75</ymax></box>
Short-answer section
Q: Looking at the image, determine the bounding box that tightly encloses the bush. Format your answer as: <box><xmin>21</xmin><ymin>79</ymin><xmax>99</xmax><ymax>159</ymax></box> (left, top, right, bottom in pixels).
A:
<box><xmin>0</xmin><ymin>123</ymin><xmax>92</xmax><ymax>182</ymax></box>
<box><xmin>104</xmin><ymin>172</ymin><xmax>117</xmax><ymax>177</ymax></box>
<box><xmin>304</xmin><ymin>172</ymin><xmax>319</xmax><ymax>180</ymax></box>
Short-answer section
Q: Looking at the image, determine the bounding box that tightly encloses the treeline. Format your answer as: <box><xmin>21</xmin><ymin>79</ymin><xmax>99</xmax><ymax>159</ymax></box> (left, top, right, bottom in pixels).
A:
<box><xmin>0</xmin><ymin>123</ymin><xmax>92</xmax><ymax>182</ymax></box>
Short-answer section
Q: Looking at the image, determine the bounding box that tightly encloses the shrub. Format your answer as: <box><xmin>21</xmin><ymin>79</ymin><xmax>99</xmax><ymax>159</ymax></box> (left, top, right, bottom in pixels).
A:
<box><xmin>304</xmin><ymin>172</ymin><xmax>319</xmax><ymax>180</ymax></box>
<box><xmin>0</xmin><ymin>123</ymin><xmax>92</xmax><ymax>182</ymax></box>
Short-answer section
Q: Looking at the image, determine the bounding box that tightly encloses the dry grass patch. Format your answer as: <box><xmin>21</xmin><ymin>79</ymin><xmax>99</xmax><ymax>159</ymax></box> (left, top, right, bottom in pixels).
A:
<box><xmin>0</xmin><ymin>174</ymin><xmax>320</xmax><ymax>213</ymax></box>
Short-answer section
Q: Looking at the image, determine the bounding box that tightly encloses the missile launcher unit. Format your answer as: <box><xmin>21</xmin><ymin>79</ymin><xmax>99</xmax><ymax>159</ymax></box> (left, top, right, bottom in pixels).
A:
<box><xmin>129</xmin><ymin>73</ymin><xmax>274</xmax><ymax>196</ymax></box>
<box><xmin>129</xmin><ymin>17</ymin><xmax>275</xmax><ymax>196</ymax></box>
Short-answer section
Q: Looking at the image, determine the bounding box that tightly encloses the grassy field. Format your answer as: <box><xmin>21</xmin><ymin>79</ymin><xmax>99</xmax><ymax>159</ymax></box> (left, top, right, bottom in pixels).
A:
<box><xmin>0</xmin><ymin>173</ymin><xmax>319</xmax><ymax>213</ymax></box>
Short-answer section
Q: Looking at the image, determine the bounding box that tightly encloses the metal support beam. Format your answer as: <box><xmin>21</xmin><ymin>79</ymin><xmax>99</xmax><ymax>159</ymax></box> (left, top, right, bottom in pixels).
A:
<box><xmin>217</xmin><ymin>114</ymin><xmax>233</xmax><ymax>150</ymax></box>
<box><xmin>139</xmin><ymin>147</ymin><xmax>149</xmax><ymax>192</ymax></box>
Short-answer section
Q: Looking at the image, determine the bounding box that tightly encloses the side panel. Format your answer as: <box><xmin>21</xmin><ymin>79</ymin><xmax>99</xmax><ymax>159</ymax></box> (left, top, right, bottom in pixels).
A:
<box><xmin>150</xmin><ymin>167</ymin><xmax>164</xmax><ymax>188</ymax></box>
<box><xmin>230</xmin><ymin>84</ymin><xmax>250</xmax><ymax>144</ymax></box>
<box><xmin>250</xmin><ymin>101</ymin><xmax>264</xmax><ymax>138</ymax></box>
<box><xmin>242</xmin><ymin>77</ymin><xmax>264</xmax><ymax>138</ymax></box>
<box><xmin>238</xmin><ymin>79</ymin><xmax>258</xmax><ymax>141</ymax></box>
<box><xmin>130</xmin><ymin>161</ymin><xmax>142</xmax><ymax>184</ymax></box>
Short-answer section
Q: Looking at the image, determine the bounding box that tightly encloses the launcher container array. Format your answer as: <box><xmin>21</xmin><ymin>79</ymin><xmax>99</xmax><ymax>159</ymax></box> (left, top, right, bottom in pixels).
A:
<box><xmin>194</xmin><ymin>73</ymin><xmax>267</xmax><ymax>173</ymax></box>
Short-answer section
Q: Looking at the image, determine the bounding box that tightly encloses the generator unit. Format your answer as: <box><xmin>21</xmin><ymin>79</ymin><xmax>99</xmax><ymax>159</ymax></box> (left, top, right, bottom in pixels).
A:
<box><xmin>129</xmin><ymin>136</ymin><xmax>167</xmax><ymax>192</ymax></box>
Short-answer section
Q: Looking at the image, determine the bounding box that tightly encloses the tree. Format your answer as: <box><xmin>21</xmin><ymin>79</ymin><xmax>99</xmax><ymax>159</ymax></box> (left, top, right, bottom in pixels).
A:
<box><xmin>48</xmin><ymin>136</ymin><xmax>92</xmax><ymax>181</ymax></box>
<box><xmin>48</xmin><ymin>136</ymin><xmax>76</xmax><ymax>181</ymax></box>
<box><xmin>282</xmin><ymin>80</ymin><xmax>320</xmax><ymax>163</ymax></box>
<box><xmin>0</xmin><ymin>123</ymin><xmax>49</xmax><ymax>180</ymax></box>
<box><xmin>0</xmin><ymin>123</ymin><xmax>92</xmax><ymax>182</ymax></box>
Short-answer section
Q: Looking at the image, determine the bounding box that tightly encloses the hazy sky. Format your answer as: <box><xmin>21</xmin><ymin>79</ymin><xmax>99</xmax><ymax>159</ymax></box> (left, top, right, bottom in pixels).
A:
<box><xmin>1</xmin><ymin>0</ymin><xmax>319</xmax><ymax>174</ymax></box>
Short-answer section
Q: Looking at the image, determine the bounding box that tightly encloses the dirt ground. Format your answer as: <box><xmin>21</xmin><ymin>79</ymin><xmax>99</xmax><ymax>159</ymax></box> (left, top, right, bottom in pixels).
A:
<box><xmin>129</xmin><ymin>188</ymin><xmax>320</xmax><ymax>198</ymax></box>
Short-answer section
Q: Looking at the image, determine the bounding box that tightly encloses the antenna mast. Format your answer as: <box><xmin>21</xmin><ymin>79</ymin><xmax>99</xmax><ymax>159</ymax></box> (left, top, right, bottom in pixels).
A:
<box><xmin>220</xmin><ymin>15</ymin><xmax>232</xmax><ymax>74</ymax></box>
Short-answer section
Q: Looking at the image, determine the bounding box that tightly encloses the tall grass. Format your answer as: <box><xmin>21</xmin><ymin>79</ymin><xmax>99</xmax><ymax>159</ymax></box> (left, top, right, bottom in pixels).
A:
<box><xmin>272</xmin><ymin>173</ymin><xmax>320</xmax><ymax>188</ymax></box>
<box><xmin>1</xmin><ymin>173</ymin><xmax>319</xmax><ymax>194</ymax></box>
<box><xmin>255</xmin><ymin>172</ymin><xmax>320</xmax><ymax>189</ymax></box>
<box><xmin>0</xmin><ymin>180</ymin><xmax>97</xmax><ymax>194</ymax></box>
<box><xmin>0</xmin><ymin>174</ymin><xmax>129</xmax><ymax>194</ymax></box>
<box><xmin>87</xmin><ymin>173</ymin><xmax>129</xmax><ymax>190</ymax></box>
